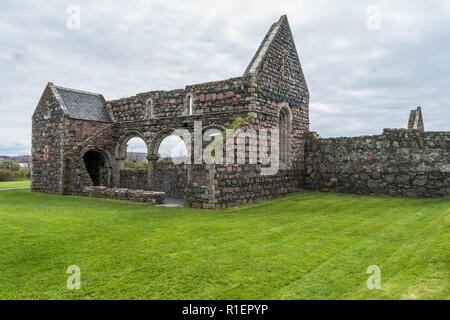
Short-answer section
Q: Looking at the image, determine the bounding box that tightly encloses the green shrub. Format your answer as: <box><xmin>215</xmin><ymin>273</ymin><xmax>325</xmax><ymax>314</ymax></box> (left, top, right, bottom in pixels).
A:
<box><xmin>0</xmin><ymin>169</ymin><xmax>14</xmax><ymax>181</ymax></box>
<box><xmin>0</xmin><ymin>161</ymin><xmax>20</xmax><ymax>172</ymax></box>
<box><xmin>16</xmin><ymin>167</ymin><xmax>31</xmax><ymax>179</ymax></box>
<box><xmin>124</xmin><ymin>161</ymin><xmax>148</xmax><ymax>169</ymax></box>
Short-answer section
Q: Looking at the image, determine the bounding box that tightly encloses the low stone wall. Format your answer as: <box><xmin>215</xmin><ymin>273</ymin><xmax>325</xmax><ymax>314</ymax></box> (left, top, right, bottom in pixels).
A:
<box><xmin>120</xmin><ymin>169</ymin><xmax>148</xmax><ymax>190</ymax></box>
<box><xmin>304</xmin><ymin>129</ymin><xmax>449</xmax><ymax>198</ymax></box>
<box><xmin>185</xmin><ymin>164</ymin><xmax>301</xmax><ymax>209</ymax></box>
<box><xmin>74</xmin><ymin>186</ymin><xmax>165</xmax><ymax>204</ymax></box>
<box><xmin>120</xmin><ymin>161</ymin><xmax>187</xmax><ymax>198</ymax></box>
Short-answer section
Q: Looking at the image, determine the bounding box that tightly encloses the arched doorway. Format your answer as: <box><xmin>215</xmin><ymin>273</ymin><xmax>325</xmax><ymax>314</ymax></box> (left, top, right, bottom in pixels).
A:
<box><xmin>154</xmin><ymin>134</ymin><xmax>189</xmax><ymax>199</ymax></box>
<box><xmin>83</xmin><ymin>150</ymin><xmax>108</xmax><ymax>186</ymax></box>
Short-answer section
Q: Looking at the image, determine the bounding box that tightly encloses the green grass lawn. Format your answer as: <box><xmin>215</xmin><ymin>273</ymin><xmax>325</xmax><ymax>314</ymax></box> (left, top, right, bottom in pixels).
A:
<box><xmin>0</xmin><ymin>180</ymin><xmax>30</xmax><ymax>189</ymax></box>
<box><xmin>0</xmin><ymin>189</ymin><xmax>448</xmax><ymax>300</ymax></box>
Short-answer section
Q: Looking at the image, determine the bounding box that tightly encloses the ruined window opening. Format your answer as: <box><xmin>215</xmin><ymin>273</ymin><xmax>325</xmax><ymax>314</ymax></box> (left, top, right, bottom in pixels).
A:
<box><xmin>157</xmin><ymin>135</ymin><xmax>188</xmax><ymax>160</ymax></box>
<box><xmin>43</xmin><ymin>145</ymin><xmax>49</xmax><ymax>160</ymax></box>
<box><xmin>186</xmin><ymin>94</ymin><xmax>194</xmax><ymax>115</ymax></box>
<box><xmin>281</xmin><ymin>51</ymin><xmax>290</xmax><ymax>80</ymax></box>
<box><xmin>278</xmin><ymin>105</ymin><xmax>291</xmax><ymax>167</ymax></box>
<box><xmin>125</xmin><ymin>137</ymin><xmax>148</xmax><ymax>167</ymax></box>
<box><xmin>83</xmin><ymin>150</ymin><xmax>107</xmax><ymax>186</ymax></box>
<box><xmin>145</xmin><ymin>98</ymin><xmax>154</xmax><ymax>119</ymax></box>
<box><xmin>43</xmin><ymin>106</ymin><xmax>51</xmax><ymax>119</ymax></box>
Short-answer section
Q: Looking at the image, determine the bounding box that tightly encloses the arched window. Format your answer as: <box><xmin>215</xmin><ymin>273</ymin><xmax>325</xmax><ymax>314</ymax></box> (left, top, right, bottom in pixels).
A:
<box><xmin>186</xmin><ymin>93</ymin><xmax>194</xmax><ymax>115</ymax></box>
<box><xmin>278</xmin><ymin>103</ymin><xmax>292</xmax><ymax>167</ymax></box>
<box><xmin>145</xmin><ymin>98</ymin><xmax>154</xmax><ymax>119</ymax></box>
<box><xmin>125</xmin><ymin>137</ymin><xmax>148</xmax><ymax>168</ymax></box>
<box><xmin>157</xmin><ymin>135</ymin><xmax>188</xmax><ymax>159</ymax></box>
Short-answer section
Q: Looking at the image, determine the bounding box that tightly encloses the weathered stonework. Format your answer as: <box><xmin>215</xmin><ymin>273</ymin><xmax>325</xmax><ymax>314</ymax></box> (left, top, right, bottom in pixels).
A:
<box><xmin>32</xmin><ymin>16</ymin><xmax>309</xmax><ymax>207</ymax></box>
<box><xmin>120</xmin><ymin>161</ymin><xmax>188</xmax><ymax>198</ymax></box>
<box><xmin>74</xmin><ymin>186</ymin><xmax>165</xmax><ymax>204</ymax></box>
<box><xmin>304</xmin><ymin>129</ymin><xmax>449</xmax><ymax>197</ymax></box>
<box><xmin>31</xmin><ymin>15</ymin><xmax>449</xmax><ymax>207</ymax></box>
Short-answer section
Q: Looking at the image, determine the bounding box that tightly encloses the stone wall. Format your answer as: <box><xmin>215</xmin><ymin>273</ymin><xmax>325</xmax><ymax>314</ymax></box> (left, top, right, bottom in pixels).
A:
<box><xmin>75</xmin><ymin>186</ymin><xmax>165</xmax><ymax>204</ymax></box>
<box><xmin>120</xmin><ymin>161</ymin><xmax>187</xmax><ymax>198</ymax></box>
<box><xmin>31</xmin><ymin>85</ymin><xmax>65</xmax><ymax>193</ymax></box>
<box><xmin>154</xmin><ymin>161</ymin><xmax>187</xmax><ymax>198</ymax></box>
<box><xmin>215</xmin><ymin>164</ymin><xmax>300</xmax><ymax>208</ymax></box>
<box><xmin>120</xmin><ymin>169</ymin><xmax>148</xmax><ymax>190</ymax></box>
<box><xmin>106</xmin><ymin>77</ymin><xmax>252</xmax><ymax>122</ymax></box>
<box><xmin>185</xmin><ymin>163</ymin><xmax>300</xmax><ymax>209</ymax></box>
<box><xmin>304</xmin><ymin>129</ymin><xmax>450</xmax><ymax>198</ymax></box>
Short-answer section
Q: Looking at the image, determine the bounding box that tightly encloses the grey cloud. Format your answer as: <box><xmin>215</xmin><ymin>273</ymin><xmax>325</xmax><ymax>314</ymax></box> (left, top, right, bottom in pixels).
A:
<box><xmin>0</xmin><ymin>0</ymin><xmax>448</xmax><ymax>155</ymax></box>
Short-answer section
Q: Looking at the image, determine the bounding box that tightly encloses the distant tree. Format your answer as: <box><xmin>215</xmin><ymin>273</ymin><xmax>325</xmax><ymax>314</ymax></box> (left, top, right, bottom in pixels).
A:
<box><xmin>0</xmin><ymin>169</ymin><xmax>14</xmax><ymax>181</ymax></box>
<box><xmin>16</xmin><ymin>167</ymin><xmax>31</xmax><ymax>179</ymax></box>
<box><xmin>0</xmin><ymin>161</ymin><xmax>20</xmax><ymax>172</ymax></box>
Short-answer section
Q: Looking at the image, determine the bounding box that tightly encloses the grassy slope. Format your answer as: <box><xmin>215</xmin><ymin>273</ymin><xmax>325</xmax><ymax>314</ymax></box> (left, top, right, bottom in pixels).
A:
<box><xmin>0</xmin><ymin>180</ymin><xmax>30</xmax><ymax>189</ymax></box>
<box><xmin>0</xmin><ymin>189</ymin><xmax>448</xmax><ymax>300</ymax></box>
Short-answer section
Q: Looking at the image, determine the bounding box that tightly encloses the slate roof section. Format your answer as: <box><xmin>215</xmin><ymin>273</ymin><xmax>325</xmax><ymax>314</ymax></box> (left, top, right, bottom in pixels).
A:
<box><xmin>54</xmin><ymin>85</ymin><xmax>112</xmax><ymax>122</ymax></box>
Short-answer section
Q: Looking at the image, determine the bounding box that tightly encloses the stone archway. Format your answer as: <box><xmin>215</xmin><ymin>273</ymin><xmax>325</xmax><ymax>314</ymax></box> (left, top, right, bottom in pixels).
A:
<box><xmin>82</xmin><ymin>148</ymin><xmax>112</xmax><ymax>187</ymax></box>
<box><xmin>115</xmin><ymin>130</ymin><xmax>150</xmax><ymax>160</ymax></box>
<box><xmin>115</xmin><ymin>130</ymin><xmax>151</xmax><ymax>189</ymax></box>
<box><xmin>150</xmin><ymin>130</ymin><xmax>190</xmax><ymax>199</ymax></box>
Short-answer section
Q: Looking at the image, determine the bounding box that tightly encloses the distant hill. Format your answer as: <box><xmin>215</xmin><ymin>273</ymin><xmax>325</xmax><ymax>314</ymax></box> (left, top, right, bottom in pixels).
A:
<box><xmin>0</xmin><ymin>155</ymin><xmax>31</xmax><ymax>163</ymax></box>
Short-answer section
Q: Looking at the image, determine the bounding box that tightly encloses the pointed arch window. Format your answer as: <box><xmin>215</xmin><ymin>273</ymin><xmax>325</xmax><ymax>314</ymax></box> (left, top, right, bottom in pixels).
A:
<box><xmin>278</xmin><ymin>103</ymin><xmax>292</xmax><ymax>167</ymax></box>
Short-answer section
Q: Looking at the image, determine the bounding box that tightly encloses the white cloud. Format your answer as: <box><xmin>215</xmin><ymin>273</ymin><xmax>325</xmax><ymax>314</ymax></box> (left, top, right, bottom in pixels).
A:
<box><xmin>0</xmin><ymin>0</ymin><xmax>448</xmax><ymax>155</ymax></box>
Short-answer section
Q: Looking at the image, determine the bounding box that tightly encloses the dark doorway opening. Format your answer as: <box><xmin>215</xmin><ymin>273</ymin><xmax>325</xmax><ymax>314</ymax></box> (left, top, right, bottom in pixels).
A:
<box><xmin>83</xmin><ymin>150</ymin><xmax>107</xmax><ymax>186</ymax></box>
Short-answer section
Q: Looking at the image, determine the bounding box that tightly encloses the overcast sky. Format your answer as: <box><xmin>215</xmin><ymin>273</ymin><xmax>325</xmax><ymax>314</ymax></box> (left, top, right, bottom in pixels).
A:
<box><xmin>0</xmin><ymin>0</ymin><xmax>449</xmax><ymax>156</ymax></box>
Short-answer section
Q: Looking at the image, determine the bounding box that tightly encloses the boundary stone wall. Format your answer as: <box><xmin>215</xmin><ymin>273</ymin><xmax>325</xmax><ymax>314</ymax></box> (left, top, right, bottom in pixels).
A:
<box><xmin>304</xmin><ymin>129</ymin><xmax>449</xmax><ymax>198</ymax></box>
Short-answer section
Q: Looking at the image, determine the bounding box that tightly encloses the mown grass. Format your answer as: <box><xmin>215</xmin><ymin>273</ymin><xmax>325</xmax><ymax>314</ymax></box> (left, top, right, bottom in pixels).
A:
<box><xmin>0</xmin><ymin>189</ymin><xmax>448</xmax><ymax>300</ymax></box>
<box><xmin>0</xmin><ymin>180</ymin><xmax>30</xmax><ymax>189</ymax></box>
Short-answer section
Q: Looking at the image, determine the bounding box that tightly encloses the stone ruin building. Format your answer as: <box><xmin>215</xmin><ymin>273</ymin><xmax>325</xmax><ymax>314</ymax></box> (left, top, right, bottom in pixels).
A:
<box><xmin>31</xmin><ymin>16</ymin><xmax>449</xmax><ymax>208</ymax></box>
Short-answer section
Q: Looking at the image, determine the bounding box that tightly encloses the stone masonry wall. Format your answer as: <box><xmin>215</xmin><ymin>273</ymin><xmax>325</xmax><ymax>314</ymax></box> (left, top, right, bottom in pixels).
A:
<box><xmin>74</xmin><ymin>186</ymin><xmax>165</xmax><ymax>204</ymax></box>
<box><xmin>120</xmin><ymin>169</ymin><xmax>148</xmax><ymax>190</ymax></box>
<box><xmin>120</xmin><ymin>161</ymin><xmax>187</xmax><ymax>198</ymax></box>
<box><xmin>154</xmin><ymin>161</ymin><xmax>187</xmax><ymax>198</ymax></box>
<box><xmin>304</xmin><ymin>129</ymin><xmax>450</xmax><ymax>198</ymax></box>
<box><xmin>31</xmin><ymin>85</ymin><xmax>65</xmax><ymax>193</ymax></box>
<box><xmin>106</xmin><ymin>77</ymin><xmax>252</xmax><ymax>122</ymax></box>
